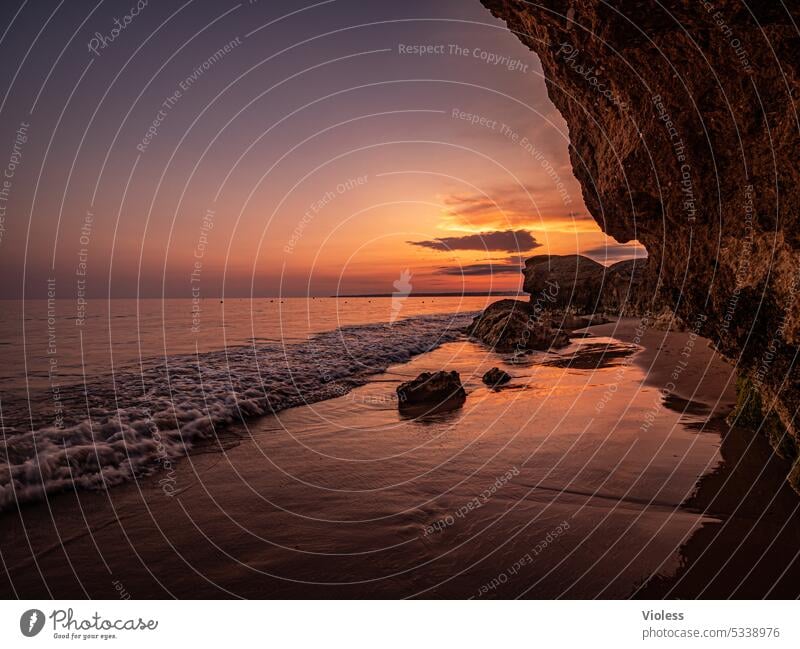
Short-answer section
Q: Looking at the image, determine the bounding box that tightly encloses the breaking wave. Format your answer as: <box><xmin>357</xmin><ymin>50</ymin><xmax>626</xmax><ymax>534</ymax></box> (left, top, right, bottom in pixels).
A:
<box><xmin>0</xmin><ymin>311</ymin><xmax>474</xmax><ymax>511</ymax></box>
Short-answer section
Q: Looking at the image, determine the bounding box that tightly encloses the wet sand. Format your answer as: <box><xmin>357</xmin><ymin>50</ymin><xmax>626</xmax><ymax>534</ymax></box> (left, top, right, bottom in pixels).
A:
<box><xmin>1</xmin><ymin>319</ymin><xmax>798</xmax><ymax>598</ymax></box>
<box><xmin>587</xmin><ymin>317</ymin><xmax>738</xmax><ymax>411</ymax></box>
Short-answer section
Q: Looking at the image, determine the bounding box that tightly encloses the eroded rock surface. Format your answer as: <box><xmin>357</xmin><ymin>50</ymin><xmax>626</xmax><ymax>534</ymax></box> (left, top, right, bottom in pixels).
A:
<box><xmin>523</xmin><ymin>254</ymin><xmax>646</xmax><ymax>314</ymax></box>
<box><xmin>483</xmin><ymin>367</ymin><xmax>513</xmax><ymax>386</ymax></box>
<box><xmin>468</xmin><ymin>299</ymin><xmax>570</xmax><ymax>352</ymax></box>
<box><xmin>481</xmin><ymin>0</ymin><xmax>800</xmax><ymax>487</ymax></box>
<box><xmin>524</xmin><ymin>254</ymin><xmax>605</xmax><ymax>313</ymax></box>
<box><xmin>602</xmin><ymin>258</ymin><xmax>648</xmax><ymax>315</ymax></box>
<box><xmin>396</xmin><ymin>370</ymin><xmax>466</xmax><ymax>414</ymax></box>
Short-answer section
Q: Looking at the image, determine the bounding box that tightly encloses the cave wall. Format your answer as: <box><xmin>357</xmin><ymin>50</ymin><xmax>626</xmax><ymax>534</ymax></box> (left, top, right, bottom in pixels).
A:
<box><xmin>481</xmin><ymin>0</ymin><xmax>800</xmax><ymax>482</ymax></box>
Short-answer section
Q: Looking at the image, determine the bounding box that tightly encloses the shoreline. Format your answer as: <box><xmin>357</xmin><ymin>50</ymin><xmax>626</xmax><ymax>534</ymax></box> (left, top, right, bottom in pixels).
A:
<box><xmin>585</xmin><ymin>318</ymin><xmax>738</xmax><ymax>415</ymax></box>
<box><xmin>1</xmin><ymin>318</ymin><xmax>797</xmax><ymax>598</ymax></box>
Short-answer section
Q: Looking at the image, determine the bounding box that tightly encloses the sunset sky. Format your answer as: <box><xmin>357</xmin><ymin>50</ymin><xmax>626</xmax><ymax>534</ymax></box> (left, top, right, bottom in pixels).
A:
<box><xmin>0</xmin><ymin>0</ymin><xmax>644</xmax><ymax>298</ymax></box>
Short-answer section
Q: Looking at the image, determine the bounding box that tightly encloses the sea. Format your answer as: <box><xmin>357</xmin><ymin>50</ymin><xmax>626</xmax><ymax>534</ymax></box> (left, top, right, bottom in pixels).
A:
<box><xmin>2</xmin><ymin>296</ymin><xmax>799</xmax><ymax>598</ymax></box>
<box><xmin>0</xmin><ymin>297</ymin><xmax>502</xmax><ymax>510</ymax></box>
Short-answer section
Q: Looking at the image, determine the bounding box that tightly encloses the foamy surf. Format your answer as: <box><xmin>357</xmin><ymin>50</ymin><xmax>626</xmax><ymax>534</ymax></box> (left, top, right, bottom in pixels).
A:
<box><xmin>0</xmin><ymin>311</ymin><xmax>475</xmax><ymax>511</ymax></box>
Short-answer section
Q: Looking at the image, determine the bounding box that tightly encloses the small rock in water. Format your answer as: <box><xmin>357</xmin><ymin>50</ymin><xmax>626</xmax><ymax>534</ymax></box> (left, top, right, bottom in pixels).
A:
<box><xmin>482</xmin><ymin>367</ymin><xmax>512</xmax><ymax>387</ymax></box>
<box><xmin>396</xmin><ymin>370</ymin><xmax>466</xmax><ymax>414</ymax></box>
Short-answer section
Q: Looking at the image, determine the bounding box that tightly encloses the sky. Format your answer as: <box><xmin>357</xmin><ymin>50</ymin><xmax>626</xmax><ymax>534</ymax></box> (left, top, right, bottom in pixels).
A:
<box><xmin>0</xmin><ymin>0</ymin><xmax>644</xmax><ymax>298</ymax></box>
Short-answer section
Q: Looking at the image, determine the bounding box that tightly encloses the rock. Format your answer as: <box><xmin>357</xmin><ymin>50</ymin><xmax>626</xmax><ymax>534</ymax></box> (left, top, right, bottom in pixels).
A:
<box><xmin>602</xmin><ymin>258</ymin><xmax>648</xmax><ymax>315</ymax></box>
<box><xmin>525</xmin><ymin>254</ymin><xmax>646</xmax><ymax>315</ymax></box>
<box><xmin>480</xmin><ymin>0</ymin><xmax>800</xmax><ymax>488</ymax></box>
<box><xmin>551</xmin><ymin>311</ymin><xmax>611</xmax><ymax>331</ymax></box>
<box><xmin>524</xmin><ymin>254</ymin><xmax>606</xmax><ymax>314</ymax></box>
<box><xmin>469</xmin><ymin>271</ymin><xmax>617</xmax><ymax>353</ymax></box>
<box><xmin>483</xmin><ymin>367</ymin><xmax>512</xmax><ymax>386</ymax></box>
<box><xmin>650</xmin><ymin>307</ymin><xmax>687</xmax><ymax>332</ymax></box>
<box><xmin>468</xmin><ymin>299</ymin><xmax>570</xmax><ymax>352</ymax></box>
<box><xmin>396</xmin><ymin>370</ymin><xmax>466</xmax><ymax>413</ymax></box>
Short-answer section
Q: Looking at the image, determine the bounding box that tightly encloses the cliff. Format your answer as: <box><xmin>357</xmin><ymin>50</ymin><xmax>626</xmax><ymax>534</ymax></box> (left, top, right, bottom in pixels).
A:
<box><xmin>481</xmin><ymin>0</ymin><xmax>800</xmax><ymax>488</ymax></box>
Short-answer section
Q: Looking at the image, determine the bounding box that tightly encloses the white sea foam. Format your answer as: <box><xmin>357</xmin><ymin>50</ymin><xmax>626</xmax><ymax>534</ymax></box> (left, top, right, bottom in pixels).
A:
<box><xmin>0</xmin><ymin>312</ymin><xmax>474</xmax><ymax>510</ymax></box>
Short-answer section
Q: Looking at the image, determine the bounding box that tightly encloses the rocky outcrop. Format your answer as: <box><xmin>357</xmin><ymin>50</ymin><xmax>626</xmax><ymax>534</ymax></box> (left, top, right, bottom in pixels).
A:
<box><xmin>523</xmin><ymin>254</ymin><xmax>646</xmax><ymax>314</ymax></box>
<box><xmin>468</xmin><ymin>299</ymin><xmax>570</xmax><ymax>352</ymax></box>
<box><xmin>524</xmin><ymin>254</ymin><xmax>605</xmax><ymax>313</ymax></box>
<box><xmin>481</xmin><ymin>0</ymin><xmax>800</xmax><ymax>489</ymax></box>
<box><xmin>396</xmin><ymin>371</ymin><xmax>466</xmax><ymax>414</ymax></box>
<box><xmin>602</xmin><ymin>258</ymin><xmax>648</xmax><ymax>315</ymax></box>
<box><xmin>483</xmin><ymin>367</ymin><xmax>512</xmax><ymax>386</ymax></box>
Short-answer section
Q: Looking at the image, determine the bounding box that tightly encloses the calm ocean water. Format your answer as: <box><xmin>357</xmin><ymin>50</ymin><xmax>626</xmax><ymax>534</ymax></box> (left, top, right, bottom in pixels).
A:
<box><xmin>0</xmin><ymin>297</ymin><xmax>507</xmax><ymax>510</ymax></box>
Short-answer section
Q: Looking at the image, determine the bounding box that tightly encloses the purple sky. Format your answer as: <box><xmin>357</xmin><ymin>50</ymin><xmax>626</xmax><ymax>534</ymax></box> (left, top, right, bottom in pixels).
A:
<box><xmin>0</xmin><ymin>0</ymin><xmax>644</xmax><ymax>298</ymax></box>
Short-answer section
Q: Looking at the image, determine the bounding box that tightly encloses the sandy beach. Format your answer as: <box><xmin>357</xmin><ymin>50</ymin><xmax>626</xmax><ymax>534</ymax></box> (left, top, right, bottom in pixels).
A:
<box><xmin>588</xmin><ymin>318</ymin><xmax>738</xmax><ymax>412</ymax></box>
<box><xmin>1</xmin><ymin>319</ymin><xmax>797</xmax><ymax>599</ymax></box>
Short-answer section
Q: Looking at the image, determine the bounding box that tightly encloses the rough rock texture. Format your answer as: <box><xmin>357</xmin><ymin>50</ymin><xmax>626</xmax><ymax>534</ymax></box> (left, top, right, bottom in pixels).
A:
<box><xmin>481</xmin><ymin>0</ymin><xmax>800</xmax><ymax>487</ymax></box>
<box><xmin>602</xmin><ymin>258</ymin><xmax>648</xmax><ymax>315</ymax></box>
<box><xmin>523</xmin><ymin>254</ymin><xmax>646</xmax><ymax>314</ymax></box>
<box><xmin>396</xmin><ymin>371</ymin><xmax>466</xmax><ymax>413</ymax></box>
<box><xmin>524</xmin><ymin>254</ymin><xmax>605</xmax><ymax>313</ymax></box>
<box><xmin>468</xmin><ymin>299</ymin><xmax>570</xmax><ymax>352</ymax></box>
<box><xmin>483</xmin><ymin>367</ymin><xmax>513</xmax><ymax>386</ymax></box>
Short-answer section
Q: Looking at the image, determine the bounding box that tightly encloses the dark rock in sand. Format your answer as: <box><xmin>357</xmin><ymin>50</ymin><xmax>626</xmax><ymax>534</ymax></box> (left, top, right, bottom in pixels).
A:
<box><xmin>468</xmin><ymin>299</ymin><xmax>570</xmax><ymax>352</ymax></box>
<box><xmin>483</xmin><ymin>367</ymin><xmax>512</xmax><ymax>386</ymax></box>
<box><xmin>396</xmin><ymin>370</ymin><xmax>466</xmax><ymax>413</ymax></box>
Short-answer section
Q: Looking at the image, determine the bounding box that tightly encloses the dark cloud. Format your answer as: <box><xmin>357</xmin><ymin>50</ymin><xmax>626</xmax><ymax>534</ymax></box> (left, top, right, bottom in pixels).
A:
<box><xmin>408</xmin><ymin>230</ymin><xmax>540</xmax><ymax>252</ymax></box>
<box><xmin>435</xmin><ymin>263</ymin><xmax>523</xmax><ymax>276</ymax></box>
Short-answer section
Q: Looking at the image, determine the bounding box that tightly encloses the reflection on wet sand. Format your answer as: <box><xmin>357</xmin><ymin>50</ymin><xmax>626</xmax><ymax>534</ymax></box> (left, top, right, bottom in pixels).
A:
<box><xmin>1</xmin><ymin>320</ymin><xmax>798</xmax><ymax>599</ymax></box>
<box><xmin>637</xmin><ymin>417</ymin><xmax>800</xmax><ymax>598</ymax></box>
